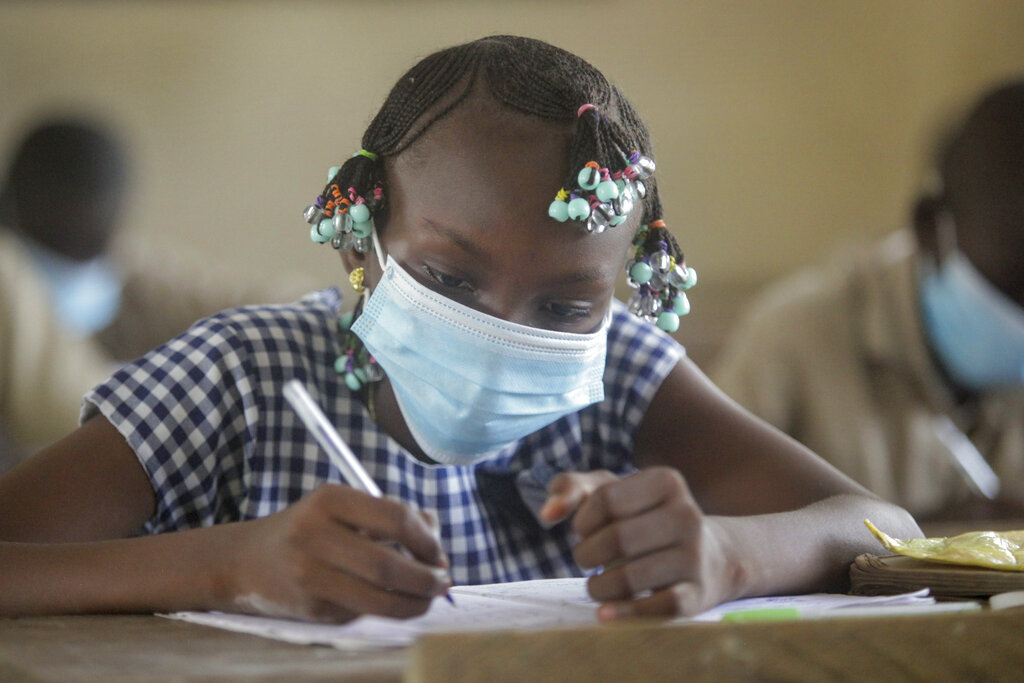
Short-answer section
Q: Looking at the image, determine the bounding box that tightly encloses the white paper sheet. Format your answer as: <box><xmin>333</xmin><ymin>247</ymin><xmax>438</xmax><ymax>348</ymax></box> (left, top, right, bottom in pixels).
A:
<box><xmin>163</xmin><ymin>578</ymin><xmax>977</xmax><ymax>651</ymax></box>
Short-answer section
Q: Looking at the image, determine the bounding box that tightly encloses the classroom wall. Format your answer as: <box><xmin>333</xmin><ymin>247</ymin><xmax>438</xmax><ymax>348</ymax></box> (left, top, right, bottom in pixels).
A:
<box><xmin>2</xmin><ymin>1</ymin><xmax>1023</xmax><ymax>365</ymax></box>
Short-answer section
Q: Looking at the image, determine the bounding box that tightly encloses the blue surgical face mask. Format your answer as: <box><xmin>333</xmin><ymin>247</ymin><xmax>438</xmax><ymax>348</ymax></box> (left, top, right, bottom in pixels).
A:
<box><xmin>24</xmin><ymin>241</ymin><xmax>122</xmax><ymax>337</ymax></box>
<box><xmin>351</xmin><ymin>234</ymin><xmax>609</xmax><ymax>466</ymax></box>
<box><xmin>919</xmin><ymin>245</ymin><xmax>1024</xmax><ymax>392</ymax></box>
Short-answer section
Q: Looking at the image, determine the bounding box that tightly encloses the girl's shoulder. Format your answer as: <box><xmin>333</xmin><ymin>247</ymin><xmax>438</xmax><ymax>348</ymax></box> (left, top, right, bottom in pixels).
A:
<box><xmin>150</xmin><ymin>288</ymin><xmax>344</xmax><ymax>365</ymax></box>
<box><xmin>194</xmin><ymin>288</ymin><xmax>344</xmax><ymax>341</ymax></box>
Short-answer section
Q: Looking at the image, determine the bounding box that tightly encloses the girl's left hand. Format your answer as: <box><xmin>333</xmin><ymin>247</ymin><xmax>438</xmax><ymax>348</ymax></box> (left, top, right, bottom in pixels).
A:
<box><xmin>540</xmin><ymin>467</ymin><xmax>740</xmax><ymax>621</ymax></box>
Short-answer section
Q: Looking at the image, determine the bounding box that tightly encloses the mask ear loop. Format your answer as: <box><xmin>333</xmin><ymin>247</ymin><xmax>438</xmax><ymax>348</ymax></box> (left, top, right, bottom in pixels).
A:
<box><xmin>371</xmin><ymin>224</ymin><xmax>387</xmax><ymax>274</ymax></box>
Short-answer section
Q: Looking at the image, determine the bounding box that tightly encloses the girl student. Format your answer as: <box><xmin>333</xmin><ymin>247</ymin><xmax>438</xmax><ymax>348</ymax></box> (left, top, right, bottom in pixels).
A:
<box><xmin>0</xmin><ymin>36</ymin><xmax>919</xmax><ymax>622</ymax></box>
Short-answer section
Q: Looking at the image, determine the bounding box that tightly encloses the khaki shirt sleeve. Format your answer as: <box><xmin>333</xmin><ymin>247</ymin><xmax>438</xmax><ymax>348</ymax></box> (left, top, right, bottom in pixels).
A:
<box><xmin>94</xmin><ymin>237</ymin><xmax>320</xmax><ymax>361</ymax></box>
<box><xmin>0</xmin><ymin>235</ymin><xmax>115</xmax><ymax>461</ymax></box>
<box><xmin>710</xmin><ymin>283</ymin><xmax>806</xmax><ymax>435</ymax></box>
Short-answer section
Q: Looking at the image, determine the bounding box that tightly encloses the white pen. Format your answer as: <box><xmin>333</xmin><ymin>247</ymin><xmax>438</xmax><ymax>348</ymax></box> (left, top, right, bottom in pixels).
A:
<box><xmin>283</xmin><ymin>378</ymin><xmax>383</xmax><ymax>496</ymax></box>
<box><xmin>282</xmin><ymin>378</ymin><xmax>455</xmax><ymax>605</ymax></box>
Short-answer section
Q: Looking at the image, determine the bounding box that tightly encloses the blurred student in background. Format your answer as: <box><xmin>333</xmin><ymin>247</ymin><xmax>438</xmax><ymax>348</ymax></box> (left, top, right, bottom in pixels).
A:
<box><xmin>713</xmin><ymin>80</ymin><xmax>1024</xmax><ymax>523</ymax></box>
<box><xmin>0</xmin><ymin>119</ymin><xmax>124</xmax><ymax>466</ymax></box>
<box><xmin>0</xmin><ymin>116</ymin><xmax>312</xmax><ymax>465</ymax></box>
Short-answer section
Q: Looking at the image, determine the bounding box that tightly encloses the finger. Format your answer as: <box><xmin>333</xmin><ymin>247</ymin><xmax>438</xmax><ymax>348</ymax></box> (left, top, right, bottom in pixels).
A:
<box><xmin>573</xmin><ymin>468</ymin><xmax>691</xmax><ymax>538</ymax></box>
<box><xmin>595</xmin><ymin>583</ymin><xmax>707</xmax><ymax>622</ymax></box>
<box><xmin>310</xmin><ymin>485</ymin><xmax>447</xmax><ymax>567</ymax></box>
<box><xmin>303</xmin><ymin>558</ymin><xmax>436</xmax><ymax>620</ymax></box>
<box><xmin>539</xmin><ymin>471</ymin><xmax>617</xmax><ymax>525</ymax></box>
<box><xmin>299</xmin><ymin>514</ymin><xmax>450</xmax><ymax>599</ymax></box>
<box><xmin>585</xmin><ymin>547</ymin><xmax>693</xmax><ymax>601</ymax></box>
<box><xmin>573</xmin><ymin>497</ymin><xmax>700</xmax><ymax>569</ymax></box>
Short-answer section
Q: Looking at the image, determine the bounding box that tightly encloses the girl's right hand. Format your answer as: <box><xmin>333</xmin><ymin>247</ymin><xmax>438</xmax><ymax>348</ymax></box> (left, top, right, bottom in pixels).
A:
<box><xmin>221</xmin><ymin>484</ymin><xmax>451</xmax><ymax>623</ymax></box>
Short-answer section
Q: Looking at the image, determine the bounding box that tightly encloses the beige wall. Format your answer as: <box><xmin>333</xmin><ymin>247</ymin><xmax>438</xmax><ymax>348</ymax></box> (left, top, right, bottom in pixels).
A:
<box><xmin>2</xmin><ymin>1</ymin><xmax>1023</xmax><ymax>363</ymax></box>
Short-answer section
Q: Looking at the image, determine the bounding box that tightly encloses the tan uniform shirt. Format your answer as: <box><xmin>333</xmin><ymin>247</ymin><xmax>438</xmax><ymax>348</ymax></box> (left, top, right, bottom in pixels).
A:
<box><xmin>712</xmin><ymin>230</ymin><xmax>1024</xmax><ymax>518</ymax></box>
<box><xmin>95</xmin><ymin>237</ymin><xmax>320</xmax><ymax>362</ymax></box>
<box><xmin>0</xmin><ymin>232</ymin><xmax>114</xmax><ymax>464</ymax></box>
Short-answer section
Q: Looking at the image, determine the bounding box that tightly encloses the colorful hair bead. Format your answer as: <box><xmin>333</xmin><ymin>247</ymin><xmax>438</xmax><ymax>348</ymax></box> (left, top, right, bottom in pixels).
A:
<box><xmin>567</xmin><ymin>195</ymin><xmax>591</xmax><ymax>221</ymax></box>
<box><xmin>657</xmin><ymin>311</ymin><xmax>680</xmax><ymax>333</ymax></box>
<box><xmin>548</xmin><ymin>188</ymin><xmax>571</xmax><ymax>222</ymax></box>
<box><xmin>349</xmin><ymin>202</ymin><xmax>370</xmax><ymax>224</ymax></box>
<box><xmin>310</xmin><ymin>223</ymin><xmax>331</xmax><ymax>244</ymax></box>
<box><xmin>596</xmin><ymin>170</ymin><xmax>619</xmax><ymax>203</ymax></box>
<box><xmin>625</xmin><ymin>221</ymin><xmax>696</xmax><ymax>331</ymax></box>
<box><xmin>302</xmin><ymin>162</ymin><xmax>383</xmax><ymax>254</ymax></box>
<box><xmin>577</xmin><ymin>161</ymin><xmax>601</xmax><ymax>191</ymax></box>
<box><xmin>551</xmin><ymin>149</ymin><xmax>655</xmax><ymax>231</ymax></box>
<box><xmin>629</xmin><ymin>260</ymin><xmax>654</xmax><ymax>284</ymax></box>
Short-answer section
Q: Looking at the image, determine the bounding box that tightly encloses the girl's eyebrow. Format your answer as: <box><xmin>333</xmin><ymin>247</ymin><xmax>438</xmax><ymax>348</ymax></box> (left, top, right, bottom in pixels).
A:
<box><xmin>423</xmin><ymin>219</ymin><xmax>485</xmax><ymax>259</ymax></box>
<box><xmin>422</xmin><ymin>218</ymin><xmax>609</xmax><ymax>285</ymax></box>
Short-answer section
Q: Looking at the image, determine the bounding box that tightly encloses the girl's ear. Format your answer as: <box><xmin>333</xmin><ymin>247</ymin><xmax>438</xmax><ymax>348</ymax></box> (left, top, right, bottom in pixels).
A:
<box><xmin>338</xmin><ymin>245</ymin><xmax>367</xmax><ymax>275</ymax></box>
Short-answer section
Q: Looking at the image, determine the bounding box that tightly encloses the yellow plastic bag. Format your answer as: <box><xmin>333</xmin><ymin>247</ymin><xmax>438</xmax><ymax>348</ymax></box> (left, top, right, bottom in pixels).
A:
<box><xmin>864</xmin><ymin>520</ymin><xmax>1024</xmax><ymax>571</ymax></box>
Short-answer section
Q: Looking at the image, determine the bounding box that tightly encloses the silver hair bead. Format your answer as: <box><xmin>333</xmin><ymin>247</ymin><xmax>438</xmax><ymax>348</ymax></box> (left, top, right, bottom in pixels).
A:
<box><xmin>352</xmin><ymin>236</ymin><xmax>371</xmax><ymax>254</ymax></box>
<box><xmin>636</xmin><ymin>157</ymin><xmax>656</xmax><ymax>179</ymax></box>
<box><xmin>330</xmin><ymin>234</ymin><xmax>344</xmax><ymax>250</ymax></box>
<box><xmin>667</xmin><ymin>265</ymin><xmax>688</xmax><ymax>288</ymax></box>
<box><xmin>615</xmin><ymin>185</ymin><xmax>636</xmax><ymax>216</ymax></box>
<box><xmin>651</xmin><ymin>250</ymin><xmax>672</xmax><ymax>273</ymax></box>
<box><xmin>332</xmin><ymin>212</ymin><xmax>345</xmax><ymax>233</ymax></box>
<box><xmin>635</xmin><ymin>180</ymin><xmax>647</xmax><ymax>198</ymax></box>
<box><xmin>338</xmin><ymin>232</ymin><xmax>356</xmax><ymax>251</ymax></box>
<box><xmin>624</xmin><ymin>260</ymin><xmax>641</xmax><ymax>288</ymax></box>
<box><xmin>304</xmin><ymin>205</ymin><xmax>322</xmax><ymax>224</ymax></box>
<box><xmin>641</xmin><ymin>294</ymin><xmax>662</xmax><ymax>317</ymax></box>
<box><xmin>587</xmin><ymin>203</ymin><xmax>613</xmax><ymax>233</ymax></box>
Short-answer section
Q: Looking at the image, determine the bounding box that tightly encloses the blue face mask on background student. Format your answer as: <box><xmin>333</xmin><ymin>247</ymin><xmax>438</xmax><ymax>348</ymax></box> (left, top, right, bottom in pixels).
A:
<box><xmin>25</xmin><ymin>241</ymin><xmax>122</xmax><ymax>337</ymax></box>
<box><xmin>352</xmin><ymin>237</ymin><xmax>609</xmax><ymax>466</ymax></box>
<box><xmin>919</xmin><ymin>248</ymin><xmax>1024</xmax><ymax>392</ymax></box>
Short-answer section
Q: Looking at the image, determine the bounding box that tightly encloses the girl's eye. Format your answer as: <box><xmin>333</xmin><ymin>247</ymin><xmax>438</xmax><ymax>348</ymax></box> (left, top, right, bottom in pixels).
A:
<box><xmin>423</xmin><ymin>264</ymin><xmax>475</xmax><ymax>292</ymax></box>
<box><xmin>544</xmin><ymin>301</ymin><xmax>593</xmax><ymax>321</ymax></box>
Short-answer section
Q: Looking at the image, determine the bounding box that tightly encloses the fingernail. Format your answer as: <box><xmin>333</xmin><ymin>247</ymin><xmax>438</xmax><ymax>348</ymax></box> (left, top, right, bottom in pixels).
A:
<box><xmin>597</xmin><ymin>603</ymin><xmax>629</xmax><ymax>621</ymax></box>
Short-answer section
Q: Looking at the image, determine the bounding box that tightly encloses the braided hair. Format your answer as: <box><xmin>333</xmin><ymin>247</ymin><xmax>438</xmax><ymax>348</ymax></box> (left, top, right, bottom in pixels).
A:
<box><xmin>337</xmin><ymin>37</ymin><xmax>667</xmax><ymax>233</ymax></box>
<box><xmin>312</xmin><ymin>35</ymin><xmax>695</xmax><ymax>329</ymax></box>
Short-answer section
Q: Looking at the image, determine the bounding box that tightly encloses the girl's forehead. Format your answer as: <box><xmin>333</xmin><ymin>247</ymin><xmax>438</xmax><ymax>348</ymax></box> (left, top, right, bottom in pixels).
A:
<box><xmin>392</xmin><ymin>101</ymin><xmax>573</xmax><ymax>187</ymax></box>
<box><xmin>384</xmin><ymin>98</ymin><xmax>638</xmax><ymax>263</ymax></box>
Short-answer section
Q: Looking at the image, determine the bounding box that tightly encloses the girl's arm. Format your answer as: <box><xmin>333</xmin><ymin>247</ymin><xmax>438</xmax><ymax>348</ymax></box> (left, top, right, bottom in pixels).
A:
<box><xmin>543</xmin><ymin>357</ymin><xmax>921</xmax><ymax>619</ymax></box>
<box><xmin>0</xmin><ymin>416</ymin><xmax>450</xmax><ymax>619</ymax></box>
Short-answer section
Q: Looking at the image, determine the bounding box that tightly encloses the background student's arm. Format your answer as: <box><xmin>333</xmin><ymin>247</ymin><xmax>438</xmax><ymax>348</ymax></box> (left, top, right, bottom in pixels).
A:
<box><xmin>542</xmin><ymin>357</ymin><xmax>921</xmax><ymax>619</ymax></box>
<box><xmin>0</xmin><ymin>416</ymin><xmax>449</xmax><ymax>619</ymax></box>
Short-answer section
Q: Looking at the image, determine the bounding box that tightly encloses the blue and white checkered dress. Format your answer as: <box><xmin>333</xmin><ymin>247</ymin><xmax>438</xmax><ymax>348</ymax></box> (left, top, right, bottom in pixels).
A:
<box><xmin>83</xmin><ymin>289</ymin><xmax>683</xmax><ymax>585</ymax></box>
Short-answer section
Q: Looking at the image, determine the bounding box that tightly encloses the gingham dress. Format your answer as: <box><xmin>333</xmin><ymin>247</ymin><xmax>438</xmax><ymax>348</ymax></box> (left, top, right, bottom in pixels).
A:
<box><xmin>82</xmin><ymin>289</ymin><xmax>683</xmax><ymax>585</ymax></box>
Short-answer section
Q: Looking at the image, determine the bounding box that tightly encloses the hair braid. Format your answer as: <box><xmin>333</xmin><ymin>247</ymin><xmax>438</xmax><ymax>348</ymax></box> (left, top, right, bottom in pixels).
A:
<box><xmin>327</xmin><ymin>36</ymin><xmax>664</xmax><ymax>228</ymax></box>
<box><xmin>308</xmin><ymin>35</ymin><xmax>692</xmax><ymax>328</ymax></box>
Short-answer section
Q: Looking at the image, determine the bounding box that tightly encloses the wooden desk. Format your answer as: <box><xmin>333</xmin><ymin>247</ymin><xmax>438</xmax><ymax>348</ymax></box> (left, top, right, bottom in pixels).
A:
<box><xmin>2</xmin><ymin>607</ymin><xmax>1022</xmax><ymax>682</ymax></box>
<box><xmin>0</xmin><ymin>615</ymin><xmax>405</xmax><ymax>682</ymax></box>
